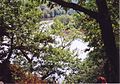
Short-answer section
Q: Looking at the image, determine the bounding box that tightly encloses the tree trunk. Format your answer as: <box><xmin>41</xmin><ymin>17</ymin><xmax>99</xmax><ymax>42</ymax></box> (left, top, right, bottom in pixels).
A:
<box><xmin>0</xmin><ymin>60</ymin><xmax>14</xmax><ymax>83</ymax></box>
<box><xmin>96</xmin><ymin>0</ymin><xmax>119</xmax><ymax>82</ymax></box>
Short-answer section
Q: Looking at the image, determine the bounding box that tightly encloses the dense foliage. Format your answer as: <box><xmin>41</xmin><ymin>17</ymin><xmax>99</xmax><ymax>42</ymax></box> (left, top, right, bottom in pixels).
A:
<box><xmin>0</xmin><ymin>0</ymin><xmax>119</xmax><ymax>83</ymax></box>
<box><xmin>0</xmin><ymin>0</ymin><xmax>81</xmax><ymax>83</ymax></box>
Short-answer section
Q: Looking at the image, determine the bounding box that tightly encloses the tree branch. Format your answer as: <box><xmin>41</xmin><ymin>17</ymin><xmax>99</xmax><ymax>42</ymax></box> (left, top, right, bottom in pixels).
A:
<box><xmin>1</xmin><ymin>43</ymin><xmax>10</xmax><ymax>46</ymax></box>
<box><xmin>42</xmin><ymin>70</ymin><xmax>64</xmax><ymax>80</ymax></box>
<box><xmin>42</xmin><ymin>70</ymin><xmax>56</xmax><ymax>80</ymax></box>
<box><xmin>49</xmin><ymin>0</ymin><xmax>99</xmax><ymax>19</ymax></box>
<box><xmin>20</xmin><ymin>50</ymin><xmax>31</xmax><ymax>63</ymax></box>
<box><xmin>5</xmin><ymin>35</ymin><xmax>14</xmax><ymax>61</ymax></box>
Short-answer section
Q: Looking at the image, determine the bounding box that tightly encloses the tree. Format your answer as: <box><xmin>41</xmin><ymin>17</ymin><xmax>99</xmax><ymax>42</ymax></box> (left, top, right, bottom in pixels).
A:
<box><xmin>0</xmin><ymin>0</ymin><xmax>42</xmax><ymax>82</ymax></box>
<box><xmin>45</xmin><ymin>0</ymin><xmax>119</xmax><ymax>82</ymax></box>
<box><xmin>72</xmin><ymin>3</ymin><xmax>119</xmax><ymax>81</ymax></box>
<box><xmin>11</xmin><ymin>15</ymin><xmax>82</xmax><ymax>82</ymax></box>
<box><xmin>0</xmin><ymin>0</ymin><xmax>82</xmax><ymax>83</ymax></box>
